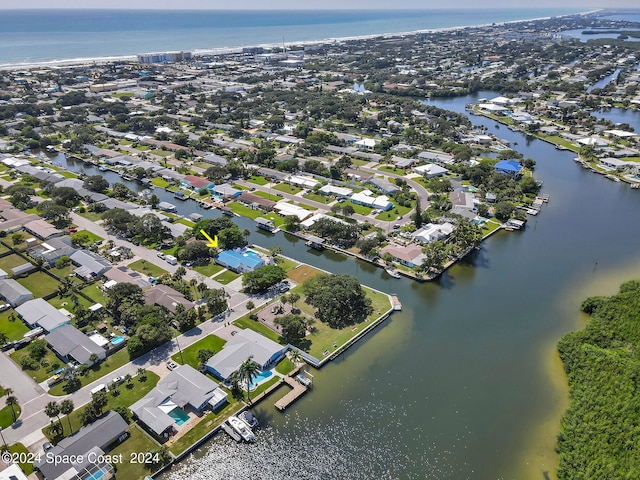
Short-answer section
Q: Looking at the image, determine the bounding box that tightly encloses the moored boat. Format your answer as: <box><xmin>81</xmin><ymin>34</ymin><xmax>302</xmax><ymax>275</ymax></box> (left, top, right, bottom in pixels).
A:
<box><xmin>385</xmin><ymin>268</ymin><xmax>401</xmax><ymax>279</ymax></box>
<box><xmin>228</xmin><ymin>416</ymin><xmax>255</xmax><ymax>442</ymax></box>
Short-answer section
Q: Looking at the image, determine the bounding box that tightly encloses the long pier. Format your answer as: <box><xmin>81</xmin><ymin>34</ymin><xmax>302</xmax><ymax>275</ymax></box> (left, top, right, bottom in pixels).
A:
<box><xmin>274</xmin><ymin>375</ymin><xmax>309</xmax><ymax>411</ymax></box>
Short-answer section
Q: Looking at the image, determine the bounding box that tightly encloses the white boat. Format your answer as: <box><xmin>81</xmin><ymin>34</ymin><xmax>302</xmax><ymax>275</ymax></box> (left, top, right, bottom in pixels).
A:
<box><xmin>605</xmin><ymin>174</ymin><xmax>621</xmax><ymax>182</ymax></box>
<box><xmin>240</xmin><ymin>411</ymin><xmax>260</xmax><ymax>429</ymax></box>
<box><xmin>385</xmin><ymin>268</ymin><xmax>401</xmax><ymax>279</ymax></box>
<box><xmin>228</xmin><ymin>416</ymin><xmax>255</xmax><ymax>442</ymax></box>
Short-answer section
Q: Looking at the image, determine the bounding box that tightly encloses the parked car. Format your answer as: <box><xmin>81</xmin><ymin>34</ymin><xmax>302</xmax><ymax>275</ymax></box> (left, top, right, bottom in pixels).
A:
<box><xmin>167</xmin><ymin>361</ymin><xmax>178</xmax><ymax>371</ymax></box>
<box><xmin>0</xmin><ymin>304</ymin><xmax>10</xmax><ymax>312</ymax></box>
<box><xmin>111</xmin><ymin>376</ymin><xmax>124</xmax><ymax>387</ymax></box>
<box><xmin>43</xmin><ymin>442</ymin><xmax>53</xmax><ymax>452</ymax></box>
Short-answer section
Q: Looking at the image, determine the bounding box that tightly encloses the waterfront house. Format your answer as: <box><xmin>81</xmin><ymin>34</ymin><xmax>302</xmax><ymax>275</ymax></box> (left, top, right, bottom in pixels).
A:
<box><xmin>183</xmin><ymin>174</ymin><xmax>214</xmax><ymax>191</ymax></box>
<box><xmin>273</xmin><ymin>201</ymin><xmax>313</xmax><ymax>221</ymax></box>
<box><xmin>45</xmin><ymin>324</ymin><xmax>107</xmax><ymax>366</ymax></box>
<box><xmin>413</xmin><ymin>163</ymin><xmax>448</xmax><ymax>178</ymax></box>
<box><xmin>205</xmin><ymin>328</ymin><xmax>287</xmax><ymax>382</ymax></box>
<box><xmin>237</xmin><ymin>191</ymin><xmax>276</xmax><ymax>211</ymax></box>
<box><xmin>379</xmin><ymin>244</ymin><xmax>425</xmax><ymax>268</ymax></box>
<box><xmin>144</xmin><ymin>284</ymin><xmax>195</xmax><ymax>313</ymax></box>
<box><xmin>216</xmin><ymin>249</ymin><xmax>265</xmax><ymax>273</ymax></box>
<box><xmin>450</xmin><ymin>192</ymin><xmax>475</xmax><ymax>210</ymax></box>
<box><xmin>0</xmin><ymin>278</ymin><xmax>33</xmax><ymax>307</ymax></box>
<box><xmin>417</xmin><ymin>151</ymin><xmax>456</xmax><ymax>165</ymax></box>
<box><xmin>131</xmin><ymin>365</ymin><xmax>228</xmax><ymax>438</ymax></box>
<box><xmin>494</xmin><ymin>160</ymin><xmax>522</xmax><ymax>177</ymax></box>
<box><xmin>413</xmin><ymin>223</ymin><xmax>455</xmax><ymax>244</ymax></box>
<box><xmin>34</xmin><ymin>411</ymin><xmax>128</xmax><ymax>480</ymax></box>
<box><xmin>15</xmin><ymin>298</ymin><xmax>70</xmax><ymax>332</ymax></box>
<box><xmin>355</xmin><ymin>138</ymin><xmax>378</xmax><ymax>151</ymax></box>
<box><xmin>255</xmin><ymin>217</ymin><xmax>276</xmax><ymax>232</ymax></box>
<box><xmin>212</xmin><ymin>183</ymin><xmax>242</xmax><ymax>200</ymax></box>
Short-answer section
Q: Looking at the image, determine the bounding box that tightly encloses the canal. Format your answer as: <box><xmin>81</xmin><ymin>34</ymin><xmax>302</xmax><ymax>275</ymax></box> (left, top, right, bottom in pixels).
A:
<box><xmin>52</xmin><ymin>93</ymin><xmax>640</xmax><ymax>478</ymax></box>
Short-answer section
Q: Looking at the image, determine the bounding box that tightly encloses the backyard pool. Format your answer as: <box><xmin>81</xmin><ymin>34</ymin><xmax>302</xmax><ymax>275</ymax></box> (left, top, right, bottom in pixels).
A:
<box><xmin>111</xmin><ymin>336</ymin><xmax>125</xmax><ymax>346</ymax></box>
<box><xmin>249</xmin><ymin>370</ymin><xmax>273</xmax><ymax>390</ymax></box>
<box><xmin>169</xmin><ymin>407</ymin><xmax>190</xmax><ymax>426</ymax></box>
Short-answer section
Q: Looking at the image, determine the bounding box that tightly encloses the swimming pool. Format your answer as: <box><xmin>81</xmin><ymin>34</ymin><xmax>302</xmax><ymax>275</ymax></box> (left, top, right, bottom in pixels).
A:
<box><xmin>249</xmin><ymin>370</ymin><xmax>273</xmax><ymax>390</ymax></box>
<box><xmin>111</xmin><ymin>336</ymin><xmax>125</xmax><ymax>346</ymax></box>
<box><xmin>244</xmin><ymin>249</ymin><xmax>260</xmax><ymax>257</ymax></box>
<box><xmin>169</xmin><ymin>407</ymin><xmax>190</xmax><ymax>426</ymax></box>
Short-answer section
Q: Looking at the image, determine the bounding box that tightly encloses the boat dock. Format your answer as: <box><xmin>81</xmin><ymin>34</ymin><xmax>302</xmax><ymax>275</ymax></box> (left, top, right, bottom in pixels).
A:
<box><xmin>391</xmin><ymin>295</ymin><xmax>402</xmax><ymax>311</ymax></box>
<box><xmin>274</xmin><ymin>375</ymin><xmax>310</xmax><ymax>411</ymax></box>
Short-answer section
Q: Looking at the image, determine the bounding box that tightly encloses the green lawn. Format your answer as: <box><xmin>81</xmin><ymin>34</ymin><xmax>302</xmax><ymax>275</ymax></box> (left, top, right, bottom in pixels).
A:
<box><xmin>169</xmin><ymin>400</ymin><xmax>242</xmax><ymax>456</ymax></box>
<box><xmin>375</xmin><ymin>204</ymin><xmax>413</xmax><ymax>222</ymax></box>
<box><xmin>273</xmin><ymin>183</ymin><xmax>302</xmax><ymax>195</ymax></box>
<box><xmin>7</xmin><ymin>443</ymin><xmax>34</xmax><ymax>475</ymax></box>
<box><xmin>482</xmin><ymin>219</ymin><xmax>503</xmax><ymax>237</ymax></box>
<box><xmin>303</xmin><ymin>193</ymin><xmax>332</xmax><ymax>204</ymax></box>
<box><xmin>253</xmin><ymin>190</ymin><xmax>283</xmax><ymax>202</ymax></box>
<box><xmin>273</xmin><ymin>256</ymin><xmax>297</xmax><ymax>273</ymax></box>
<box><xmin>177</xmin><ymin>218</ymin><xmax>195</xmax><ymax>227</ymax></box>
<box><xmin>227</xmin><ymin>202</ymin><xmax>284</xmax><ymax>226</ymax></box>
<box><xmin>151</xmin><ymin>177</ymin><xmax>171</xmax><ymax>188</ymax></box>
<box><xmin>0</xmin><ymin>310</ymin><xmax>29</xmax><ymax>342</ymax></box>
<box><xmin>0</xmin><ymin>243</ymin><xmax>10</xmax><ymax>255</ymax></box>
<box><xmin>16</xmin><ymin>271</ymin><xmax>60</xmax><ymax>298</ymax></box>
<box><xmin>110</xmin><ymin>425</ymin><xmax>161</xmax><ymax>480</ymax></box>
<box><xmin>172</xmin><ymin>334</ymin><xmax>226</xmax><ymax>369</ymax></box>
<box><xmin>233</xmin><ymin>315</ymin><xmax>284</xmax><ymax>345</ymax></box>
<box><xmin>48</xmin><ymin>349</ymin><xmax>132</xmax><ymax>396</ymax></box>
<box><xmin>10</xmin><ymin>347</ymin><xmax>61</xmax><ymax>383</ymax></box>
<box><xmin>0</xmin><ymin>253</ymin><xmax>31</xmax><ymax>273</ymax></box>
<box><xmin>243</xmin><ymin>376</ymin><xmax>280</xmax><ymax>403</ymax></box>
<box><xmin>128</xmin><ymin>259</ymin><xmax>168</xmax><ymax>278</ymax></box>
<box><xmin>287</xmin><ymin>200</ymin><xmax>317</xmax><ymax>211</ymax></box>
<box><xmin>0</xmin><ymin>403</ymin><xmax>21</xmax><ymax>428</ymax></box>
<box><xmin>48</xmin><ymin>293</ymin><xmax>93</xmax><ymax>311</ymax></box>
<box><xmin>275</xmin><ymin>356</ymin><xmax>295</xmax><ymax>375</ymax></box>
<box><xmin>541</xmin><ymin>135</ymin><xmax>579</xmax><ymax>151</ymax></box>
<box><xmin>76</xmin><ymin>210</ymin><xmax>103</xmax><ymax>222</ymax></box>
<box><xmin>213</xmin><ymin>269</ymin><xmax>240</xmax><ymax>285</ymax></box>
<box><xmin>379</xmin><ymin>165</ymin><xmax>409</xmax><ymax>175</ymax></box>
<box><xmin>74</xmin><ymin>229</ymin><xmax>103</xmax><ymax>244</ymax></box>
<box><xmin>150</xmin><ymin>149</ymin><xmax>173</xmax><ymax>158</ymax></box>
<box><xmin>246</xmin><ymin>175</ymin><xmax>269</xmax><ymax>186</ymax></box>
<box><xmin>80</xmin><ymin>283</ymin><xmax>107</xmax><ymax>304</ymax></box>
<box><xmin>193</xmin><ymin>262</ymin><xmax>225</xmax><ymax>277</ymax></box>
<box><xmin>48</xmin><ymin>262</ymin><xmax>77</xmax><ymax>279</ymax></box>
<box><xmin>342</xmin><ymin>200</ymin><xmax>372</xmax><ymax>215</ymax></box>
<box><xmin>44</xmin><ymin>372</ymin><xmax>160</xmax><ymax>442</ymax></box>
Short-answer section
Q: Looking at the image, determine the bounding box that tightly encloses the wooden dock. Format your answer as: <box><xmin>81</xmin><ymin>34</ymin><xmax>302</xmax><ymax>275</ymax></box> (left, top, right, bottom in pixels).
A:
<box><xmin>391</xmin><ymin>295</ymin><xmax>402</xmax><ymax>311</ymax></box>
<box><xmin>274</xmin><ymin>376</ymin><xmax>309</xmax><ymax>411</ymax></box>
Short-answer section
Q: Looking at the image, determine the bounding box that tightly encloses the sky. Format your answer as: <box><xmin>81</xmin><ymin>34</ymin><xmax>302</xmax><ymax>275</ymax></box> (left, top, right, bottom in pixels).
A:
<box><xmin>1</xmin><ymin>1</ymin><xmax>639</xmax><ymax>10</ymax></box>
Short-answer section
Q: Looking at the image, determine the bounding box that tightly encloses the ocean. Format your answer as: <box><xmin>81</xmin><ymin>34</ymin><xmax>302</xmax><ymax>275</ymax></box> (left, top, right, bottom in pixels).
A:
<box><xmin>0</xmin><ymin>8</ymin><xmax>585</xmax><ymax>68</ymax></box>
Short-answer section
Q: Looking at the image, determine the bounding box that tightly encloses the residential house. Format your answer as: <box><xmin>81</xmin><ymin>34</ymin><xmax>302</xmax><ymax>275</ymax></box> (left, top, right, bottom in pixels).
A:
<box><xmin>450</xmin><ymin>192</ymin><xmax>475</xmax><ymax>210</ymax></box>
<box><xmin>414</xmin><ymin>223</ymin><xmax>455</xmax><ymax>244</ymax></box>
<box><xmin>318</xmin><ymin>185</ymin><xmax>353</xmax><ymax>198</ymax></box>
<box><xmin>0</xmin><ymin>278</ymin><xmax>33</xmax><ymax>307</ymax></box>
<box><xmin>70</xmin><ymin>250</ymin><xmax>112</xmax><ymax>281</ymax></box>
<box><xmin>183</xmin><ymin>175</ymin><xmax>214</xmax><ymax>191</ymax></box>
<box><xmin>237</xmin><ymin>192</ymin><xmax>276</xmax><ymax>211</ymax></box>
<box><xmin>23</xmin><ymin>219</ymin><xmax>62</xmax><ymax>240</ymax></box>
<box><xmin>417</xmin><ymin>151</ymin><xmax>455</xmax><ymax>165</ymax></box>
<box><xmin>413</xmin><ymin>163</ymin><xmax>448</xmax><ymax>178</ymax></box>
<box><xmin>131</xmin><ymin>364</ymin><xmax>228</xmax><ymax>437</ymax></box>
<box><xmin>212</xmin><ymin>183</ymin><xmax>242</xmax><ymax>200</ymax></box>
<box><xmin>205</xmin><ymin>328</ymin><xmax>287</xmax><ymax>381</ymax></box>
<box><xmin>285</xmin><ymin>174</ymin><xmax>319</xmax><ymax>189</ymax></box>
<box><xmin>273</xmin><ymin>201</ymin><xmax>313</xmax><ymax>221</ymax></box>
<box><xmin>379</xmin><ymin>244</ymin><xmax>425</xmax><ymax>268</ymax></box>
<box><xmin>15</xmin><ymin>298</ymin><xmax>71</xmax><ymax>332</ymax></box>
<box><xmin>366</xmin><ymin>177</ymin><xmax>400</xmax><ymax>195</ymax></box>
<box><xmin>28</xmin><ymin>235</ymin><xmax>77</xmax><ymax>265</ymax></box>
<box><xmin>215</xmin><ymin>249</ymin><xmax>265</xmax><ymax>273</ymax></box>
<box><xmin>391</xmin><ymin>156</ymin><xmax>415</xmax><ymax>169</ymax></box>
<box><xmin>144</xmin><ymin>284</ymin><xmax>195</xmax><ymax>313</ymax></box>
<box><xmin>45</xmin><ymin>324</ymin><xmax>107</xmax><ymax>365</ymax></box>
<box><xmin>350</xmin><ymin>190</ymin><xmax>393</xmax><ymax>211</ymax></box>
<box><xmin>494</xmin><ymin>160</ymin><xmax>522</xmax><ymax>177</ymax></box>
<box><xmin>34</xmin><ymin>411</ymin><xmax>128</xmax><ymax>480</ymax></box>
<box><xmin>354</xmin><ymin>138</ymin><xmax>377</xmax><ymax>151</ymax></box>
<box><xmin>103</xmin><ymin>266</ymin><xmax>150</xmax><ymax>289</ymax></box>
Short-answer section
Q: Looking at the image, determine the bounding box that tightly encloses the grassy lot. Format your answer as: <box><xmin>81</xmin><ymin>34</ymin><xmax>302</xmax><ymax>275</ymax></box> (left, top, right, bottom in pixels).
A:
<box><xmin>16</xmin><ymin>271</ymin><xmax>60</xmax><ymax>298</ymax></box>
<box><xmin>213</xmin><ymin>269</ymin><xmax>240</xmax><ymax>285</ymax></box>
<box><xmin>286</xmin><ymin>264</ymin><xmax>324</xmax><ymax>284</ymax></box>
<box><xmin>273</xmin><ymin>183</ymin><xmax>302</xmax><ymax>195</ymax></box>
<box><xmin>246</xmin><ymin>175</ymin><xmax>269</xmax><ymax>186</ymax></box>
<box><xmin>48</xmin><ymin>349</ymin><xmax>131</xmax><ymax>396</ymax></box>
<box><xmin>379</xmin><ymin>165</ymin><xmax>409</xmax><ymax>175</ymax></box>
<box><xmin>233</xmin><ymin>315</ymin><xmax>284</xmax><ymax>345</ymax></box>
<box><xmin>0</xmin><ymin>310</ymin><xmax>29</xmax><ymax>341</ymax></box>
<box><xmin>193</xmin><ymin>262</ymin><xmax>225</xmax><ymax>277</ymax></box>
<box><xmin>226</xmin><ymin>202</ymin><xmax>284</xmax><ymax>226</ymax></box>
<box><xmin>275</xmin><ymin>356</ymin><xmax>295</xmax><ymax>375</ymax></box>
<box><xmin>172</xmin><ymin>335</ymin><xmax>226</xmax><ymax>369</ymax></box>
<box><xmin>10</xmin><ymin>346</ymin><xmax>60</xmax><ymax>383</ymax></box>
<box><xmin>44</xmin><ymin>372</ymin><xmax>160</xmax><ymax>442</ymax></box>
<box><xmin>287</xmin><ymin>200</ymin><xmax>317</xmax><ymax>211</ymax></box>
<box><xmin>253</xmin><ymin>190</ymin><xmax>283</xmax><ymax>202</ymax></box>
<box><xmin>540</xmin><ymin>135</ymin><xmax>579</xmax><ymax>151</ymax></box>
<box><xmin>481</xmin><ymin>219</ymin><xmax>503</xmax><ymax>237</ymax></box>
<box><xmin>0</xmin><ymin>404</ymin><xmax>21</xmax><ymax>428</ymax></box>
<box><xmin>177</xmin><ymin>218</ymin><xmax>195</xmax><ymax>228</ymax></box>
<box><xmin>7</xmin><ymin>443</ymin><xmax>34</xmax><ymax>475</ymax></box>
<box><xmin>75</xmin><ymin>229</ymin><xmax>103</xmax><ymax>244</ymax></box>
<box><xmin>342</xmin><ymin>200</ymin><xmax>372</xmax><ymax>215</ymax></box>
<box><xmin>303</xmin><ymin>193</ymin><xmax>332</xmax><ymax>204</ymax></box>
<box><xmin>151</xmin><ymin>177</ymin><xmax>171</xmax><ymax>188</ymax></box>
<box><xmin>80</xmin><ymin>283</ymin><xmax>107</xmax><ymax>304</ymax></box>
<box><xmin>375</xmin><ymin>204</ymin><xmax>413</xmax><ymax>222</ymax></box>
<box><xmin>274</xmin><ymin>256</ymin><xmax>297</xmax><ymax>273</ymax></box>
<box><xmin>169</xmin><ymin>400</ymin><xmax>242</xmax><ymax>456</ymax></box>
<box><xmin>0</xmin><ymin>243</ymin><xmax>10</xmax><ymax>255</ymax></box>
<box><xmin>350</xmin><ymin>159</ymin><xmax>369</xmax><ymax>167</ymax></box>
<box><xmin>150</xmin><ymin>149</ymin><xmax>173</xmax><ymax>158</ymax></box>
<box><xmin>118</xmin><ymin>139</ymin><xmax>132</xmax><ymax>146</ymax></box>
<box><xmin>0</xmin><ymin>253</ymin><xmax>31</xmax><ymax>273</ymax></box>
<box><xmin>128</xmin><ymin>259</ymin><xmax>167</xmax><ymax>278</ymax></box>
<box><xmin>48</xmin><ymin>293</ymin><xmax>93</xmax><ymax>310</ymax></box>
<box><xmin>110</xmin><ymin>425</ymin><xmax>161</xmax><ymax>480</ymax></box>
<box><xmin>76</xmin><ymin>210</ymin><xmax>103</xmax><ymax>222</ymax></box>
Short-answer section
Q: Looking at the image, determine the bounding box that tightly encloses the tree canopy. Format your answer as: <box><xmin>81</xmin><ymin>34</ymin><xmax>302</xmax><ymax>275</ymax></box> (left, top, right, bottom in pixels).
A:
<box><xmin>302</xmin><ymin>273</ymin><xmax>372</xmax><ymax>328</ymax></box>
<box><xmin>242</xmin><ymin>265</ymin><xmax>286</xmax><ymax>293</ymax></box>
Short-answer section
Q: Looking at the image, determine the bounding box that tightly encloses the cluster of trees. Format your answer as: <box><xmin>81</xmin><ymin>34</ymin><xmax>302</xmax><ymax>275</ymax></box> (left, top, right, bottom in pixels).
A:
<box><xmin>102</xmin><ymin>209</ymin><xmax>171</xmax><ymax>246</ymax></box>
<box><xmin>193</xmin><ymin>217</ymin><xmax>247</xmax><ymax>251</ymax></box>
<box><xmin>44</xmin><ymin>399</ymin><xmax>75</xmax><ymax>438</ymax></box>
<box><xmin>302</xmin><ymin>273</ymin><xmax>372</xmax><ymax>328</ymax></box>
<box><xmin>242</xmin><ymin>265</ymin><xmax>287</xmax><ymax>293</ymax></box>
<box><xmin>556</xmin><ymin>280</ymin><xmax>640</xmax><ymax>479</ymax></box>
<box><xmin>309</xmin><ymin>217</ymin><xmax>361</xmax><ymax>248</ymax></box>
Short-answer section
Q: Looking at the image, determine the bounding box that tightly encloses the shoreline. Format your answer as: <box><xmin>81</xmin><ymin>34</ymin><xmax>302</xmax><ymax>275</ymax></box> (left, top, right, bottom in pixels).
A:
<box><xmin>0</xmin><ymin>8</ymin><xmax>599</xmax><ymax>71</ymax></box>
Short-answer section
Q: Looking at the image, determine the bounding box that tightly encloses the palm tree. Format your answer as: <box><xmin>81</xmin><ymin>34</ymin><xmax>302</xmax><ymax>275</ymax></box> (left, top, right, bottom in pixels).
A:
<box><xmin>5</xmin><ymin>395</ymin><xmax>18</xmax><ymax>423</ymax></box>
<box><xmin>0</xmin><ymin>331</ymin><xmax>7</xmax><ymax>346</ymax></box>
<box><xmin>289</xmin><ymin>349</ymin><xmax>303</xmax><ymax>366</ymax></box>
<box><xmin>237</xmin><ymin>356</ymin><xmax>261</xmax><ymax>404</ymax></box>
<box><xmin>59</xmin><ymin>399</ymin><xmax>74</xmax><ymax>434</ymax></box>
<box><xmin>45</xmin><ymin>401</ymin><xmax>61</xmax><ymax>426</ymax></box>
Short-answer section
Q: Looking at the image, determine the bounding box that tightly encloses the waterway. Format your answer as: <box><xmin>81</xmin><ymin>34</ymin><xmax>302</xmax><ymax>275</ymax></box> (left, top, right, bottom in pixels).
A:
<box><xmin>49</xmin><ymin>92</ymin><xmax>640</xmax><ymax>478</ymax></box>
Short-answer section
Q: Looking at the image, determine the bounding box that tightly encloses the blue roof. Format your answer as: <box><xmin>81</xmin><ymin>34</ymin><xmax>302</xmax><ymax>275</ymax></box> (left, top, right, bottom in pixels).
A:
<box><xmin>494</xmin><ymin>160</ymin><xmax>522</xmax><ymax>172</ymax></box>
<box><xmin>217</xmin><ymin>250</ymin><xmax>264</xmax><ymax>269</ymax></box>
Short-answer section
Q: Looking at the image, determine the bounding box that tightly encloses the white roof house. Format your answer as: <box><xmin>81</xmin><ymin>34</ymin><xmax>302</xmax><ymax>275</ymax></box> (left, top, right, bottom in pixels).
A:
<box><xmin>349</xmin><ymin>190</ymin><xmax>393</xmax><ymax>210</ymax></box>
<box><xmin>273</xmin><ymin>201</ymin><xmax>313</xmax><ymax>220</ymax></box>
<box><xmin>318</xmin><ymin>184</ymin><xmax>353</xmax><ymax>197</ymax></box>
<box><xmin>413</xmin><ymin>163</ymin><xmax>448</xmax><ymax>178</ymax></box>
<box><xmin>413</xmin><ymin>223</ymin><xmax>455</xmax><ymax>244</ymax></box>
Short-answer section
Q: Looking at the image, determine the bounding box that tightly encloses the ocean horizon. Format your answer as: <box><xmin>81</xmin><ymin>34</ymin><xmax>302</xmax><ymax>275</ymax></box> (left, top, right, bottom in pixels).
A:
<box><xmin>0</xmin><ymin>8</ymin><xmax>587</xmax><ymax>68</ymax></box>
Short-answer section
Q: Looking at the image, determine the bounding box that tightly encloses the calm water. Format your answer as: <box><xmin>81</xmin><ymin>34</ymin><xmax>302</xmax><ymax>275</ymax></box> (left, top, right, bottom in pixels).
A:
<box><xmin>54</xmin><ymin>90</ymin><xmax>640</xmax><ymax>479</ymax></box>
<box><xmin>0</xmin><ymin>8</ymin><xmax>583</xmax><ymax>67</ymax></box>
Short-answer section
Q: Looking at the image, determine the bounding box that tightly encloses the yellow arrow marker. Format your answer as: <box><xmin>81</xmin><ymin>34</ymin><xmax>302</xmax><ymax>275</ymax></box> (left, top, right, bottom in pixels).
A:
<box><xmin>200</xmin><ymin>230</ymin><xmax>219</xmax><ymax>248</ymax></box>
